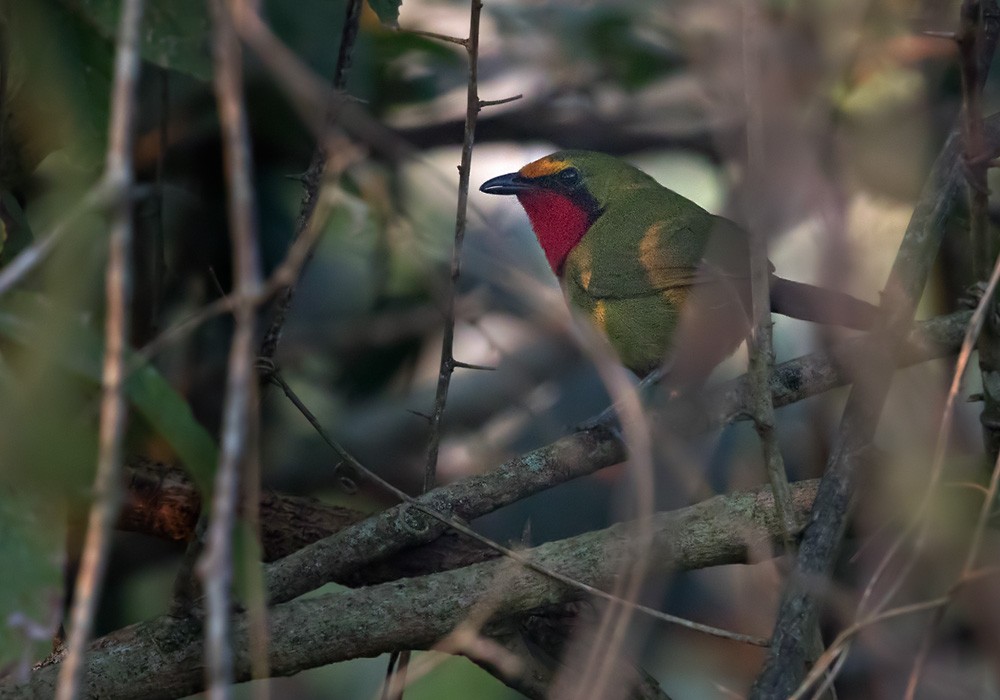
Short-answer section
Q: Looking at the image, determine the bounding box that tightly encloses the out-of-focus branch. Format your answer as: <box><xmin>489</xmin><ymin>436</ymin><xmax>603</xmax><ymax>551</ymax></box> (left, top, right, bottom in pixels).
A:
<box><xmin>968</xmin><ymin>1</ymin><xmax>1000</xmax><ymax>460</ymax></box>
<box><xmin>256</xmin><ymin>0</ymin><xmax>363</xmax><ymax>367</ymax></box>
<box><xmin>749</xmin><ymin>93</ymin><xmax>1000</xmax><ymax>700</ymax></box>
<box><xmin>741</xmin><ymin>0</ymin><xmax>797</xmax><ymax>552</ymax></box>
<box><xmin>197</xmin><ymin>1</ymin><xmax>264</xmax><ymax>697</ymax></box>
<box><xmin>902</xmin><ymin>7</ymin><xmax>1000</xmax><ymax>694</ymax></box>
<box><xmin>4</xmin><ymin>480</ymin><xmax>818</xmax><ymax>700</ymax></box>
<box><xmin>55</xmin><ymin>3</ymin><xmax>144</xmax><ymax>699</ymax></box>
<box><xmin>0</xmin><ymin>182</ymin><xmax>115</xmax><ymax>299</ymax></box>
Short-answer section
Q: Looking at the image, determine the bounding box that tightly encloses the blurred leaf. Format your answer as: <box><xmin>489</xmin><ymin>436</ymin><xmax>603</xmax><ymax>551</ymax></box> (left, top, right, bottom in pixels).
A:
<box><xmin>0</xmin><ymin>191</ymin><xmax>35</xmax><ymax>264</ymax></box>
<box><xmin>0</xmin><ymin>293</ymin><xmax>217</xmax><ymax>494</ymax></box>
<box><xmin>0</xmin><ymin>491</ymin><xmax>62</xmax><ymax>668</ymax></box>
<box><xmin>2</xmin><ymin>0</ymin><xmax>115</xmax><ymax>188</ymax></box>
<box><xmin>368</xmin><ymin>31</ymin><xmax>465</xmax><ymax>111</ymax></box>
<box><xmin>581</xmin><ymin>12</ymin><xmax>681</xmax><ymax>89</ymax></box>
<box><xmin>368</xmin><ymin>0</ymin><xmax>402</xmax><ymax>28</ymax></box>
<box><xmin>66</xmin><ymin>0</ymin><xmax>211</xmax><ymax>81</ymax></box>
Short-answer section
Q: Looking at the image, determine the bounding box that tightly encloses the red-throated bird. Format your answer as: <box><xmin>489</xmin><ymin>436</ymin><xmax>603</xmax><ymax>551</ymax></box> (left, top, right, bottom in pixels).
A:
<box><xmin>480</xmin><ymin>150</ymin><xmax>878</xmax><ymax>386</ymax></box>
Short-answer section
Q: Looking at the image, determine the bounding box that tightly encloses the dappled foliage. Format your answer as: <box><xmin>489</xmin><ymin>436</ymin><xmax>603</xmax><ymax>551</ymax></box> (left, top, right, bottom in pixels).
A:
<box><xmin>2</xmin><ymin>1</ymin><xmax>1000</xmax><ymax>698</ymax></box>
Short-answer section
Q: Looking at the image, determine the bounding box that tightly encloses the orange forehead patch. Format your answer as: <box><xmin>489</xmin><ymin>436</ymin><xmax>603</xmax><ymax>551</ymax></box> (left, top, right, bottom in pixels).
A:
<box><xmin>519</xmin><ymin>157</ymin><xmax>569</xmax><ymax>179</ymax></box>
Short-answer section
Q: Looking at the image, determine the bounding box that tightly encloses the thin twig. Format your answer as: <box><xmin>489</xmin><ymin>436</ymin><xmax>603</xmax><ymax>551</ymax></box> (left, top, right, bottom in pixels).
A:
<box><xmin>54</xmin><ymin>2</ymin><xmax>144</xmax><ymax>699</ymax></box>
<box><xmin>423</xmin><ymin>0</ymin><xmax>485</xmax><ymax>493</ymax></box>
<box><xmin>791</xmin><ymin>565</ymin><xmax>1000</xmax><ymax>700</ymax></box>
<box><xmin>789</xmin><ymin>596</ymin><xmax>949</xmax><ymax>700</ymax></box>
<box><xmin>130</xmin><ymin>180</ymin><xmax>336</xmax><ymax>371</ymax></box>
<box><xmin>256</xmin><ymin>0</ymin><xmax>363</xmax><ymax>367</ymax></box>
<box><xmin>197</xmin><ymin>1</ymin><xmax>264</xmax><ymax>697</ymax></box>
<box><xmin>478</xmin><ymin>94</ymin><xmax>522</xmax><ymax>108</ymax></box>
<box><xmin>560</xmin><ymin>296</ymin><xmax>655</xmax><ymax>700</ymax></box>
<box><xmin>900</xmin><ymin>6</ymin><xmax>999</xmax><ymax>697</ymax></box>
<box><xmin>399</xmin><ymin>27</ymin><xmax>469</xmax><ymax>47</ymax></box>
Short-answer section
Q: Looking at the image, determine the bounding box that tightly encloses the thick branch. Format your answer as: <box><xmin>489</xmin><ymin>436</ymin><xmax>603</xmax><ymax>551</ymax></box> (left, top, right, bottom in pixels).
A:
<box><xmin>2</xmin><ymin>481</ymin><xmax>818</xmax><ymax>700</ymax></box>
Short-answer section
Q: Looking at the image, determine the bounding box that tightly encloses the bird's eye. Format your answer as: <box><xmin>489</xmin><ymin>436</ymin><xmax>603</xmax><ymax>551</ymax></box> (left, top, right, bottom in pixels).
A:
<box><xmin>558</xmin><ymin>168</ymin><xmax>580</xmax><ymax>186</ymax></box>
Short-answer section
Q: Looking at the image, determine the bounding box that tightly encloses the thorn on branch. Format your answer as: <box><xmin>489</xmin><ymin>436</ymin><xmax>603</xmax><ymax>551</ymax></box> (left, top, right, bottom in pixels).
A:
<box><xmin>452</xmin><ymin>359</ymin><xmax>496</xmax><ymax>371</ymax></box>
<box><xmin>923</xmin><ymin>30</ymin><xmax>959</xmax><ymax>41</ymax></box>
<box><xmin>407</xmin><ymin>409</ymin><xmax>433</xmax><ymax>422</ymax></box>
<box><xmin>479</xmin><ymin>94</ymin><xmax>523</xmax><ymax>109</ymax></box>
<box><xmin>398</xmin><ymin>27</ymin><xmax>470</xmax><ymax>48</ymax></box>
<box><xmin>255</xmin><ymin>356</ymin><xmax>279</xmax><ymax>380</ymax></box>
<box><xmin>334</xmin><ymin>468</ymin><xmax>359</xmax><ymax>495</ymax></box>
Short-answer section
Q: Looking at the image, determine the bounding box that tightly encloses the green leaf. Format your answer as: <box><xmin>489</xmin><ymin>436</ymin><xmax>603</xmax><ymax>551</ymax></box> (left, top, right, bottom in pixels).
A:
<box><xmin>67</xmin><ymin>0</ymin><xmax>212</xmax><ymax>81</ymax></box>
<box><xmin>0</xmin><ymin>493</ymin><xmax>62</xmax><ymax>668</ymax></box>
<box><xmin>0</xmin><ymin>292</ymin><xmax>217</xmax><ymax>494</ymax></box>
<box><xmin>368</xmin><ymin>0</ymin><xmax>402</xmax><ymax>28</ymax></box>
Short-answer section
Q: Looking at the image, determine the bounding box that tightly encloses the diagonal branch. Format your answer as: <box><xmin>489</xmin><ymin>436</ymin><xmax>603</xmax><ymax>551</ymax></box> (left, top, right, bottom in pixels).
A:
<box><xmin>256</xmin><ymin>0</ymin><xmax>363</xmax><ymax>367</ymax></box>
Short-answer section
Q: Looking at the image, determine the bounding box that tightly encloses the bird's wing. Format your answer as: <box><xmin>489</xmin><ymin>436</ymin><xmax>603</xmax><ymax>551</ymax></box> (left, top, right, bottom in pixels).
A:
<box><xmin>578</xmin><ymin>224</ymin><xmax>750</xmax><ymax>300</ymax></box>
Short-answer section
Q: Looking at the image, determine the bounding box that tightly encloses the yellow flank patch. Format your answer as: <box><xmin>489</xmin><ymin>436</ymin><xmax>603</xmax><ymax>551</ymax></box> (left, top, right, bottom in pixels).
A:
<box><xmin>592</xmin><ymin>299</ymin><xmax>607</xmax><ymax>332</ymax></box>
<box><xmin>519</xmin><ymin>157</ymin><xmax>569</xmax><ymax>179</ymax></box>
<box><xmin>639</xmin><ymin>221</ymin><xmax>668</xmax><ymax>285</ymax></box>
<box><xmin>639</xmin><ymin>222</ymin><xmax>664</xmax><ymax>267</ymax></box>
<box><xmin>573</xmin><ymin>239</ymin><xmax>593</xmax><ymax>290</ymax></box>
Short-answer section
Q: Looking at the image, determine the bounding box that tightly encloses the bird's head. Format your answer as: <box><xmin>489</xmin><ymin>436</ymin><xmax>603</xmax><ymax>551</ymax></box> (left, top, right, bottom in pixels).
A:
<box><xmin>480</xmin><ymin>150</ymin><xmax>654</xmax><ymax>275</ymax></box>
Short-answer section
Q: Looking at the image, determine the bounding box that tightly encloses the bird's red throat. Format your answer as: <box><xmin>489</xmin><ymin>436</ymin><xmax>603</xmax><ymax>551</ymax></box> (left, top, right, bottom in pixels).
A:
<box><xmin>516</xmin><ymin>190</ymin><xmax>591</xmax><ymax>276</ymax></box>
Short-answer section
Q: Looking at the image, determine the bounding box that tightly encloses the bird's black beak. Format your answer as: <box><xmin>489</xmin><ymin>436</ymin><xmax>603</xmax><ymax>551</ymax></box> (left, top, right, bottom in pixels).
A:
<box><xmin>479</xmin><ymin>172</ymin><xmax>531</xmax><ymax>195</ymax></box>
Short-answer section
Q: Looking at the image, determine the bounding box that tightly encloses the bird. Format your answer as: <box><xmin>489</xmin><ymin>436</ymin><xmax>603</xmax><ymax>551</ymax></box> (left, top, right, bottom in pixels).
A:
<box><xmin>480</xmin><ymin>150</ymin><xmax>878</xmax><ymax>388</ymax></box>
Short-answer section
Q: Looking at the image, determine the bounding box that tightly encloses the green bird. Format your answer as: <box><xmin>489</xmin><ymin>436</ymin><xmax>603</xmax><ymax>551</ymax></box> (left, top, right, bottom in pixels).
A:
<box><xmin>480</xmin><ymin>150</ymin><xmax>877</xmax><ymax>386</ymax></box>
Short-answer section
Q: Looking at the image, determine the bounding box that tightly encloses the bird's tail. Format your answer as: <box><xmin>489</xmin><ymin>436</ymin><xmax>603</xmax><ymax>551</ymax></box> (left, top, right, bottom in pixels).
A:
<box><xmin>769</xmin><ymin>275</ymin><xmax>879</xmax><ymax>331</ymax></box>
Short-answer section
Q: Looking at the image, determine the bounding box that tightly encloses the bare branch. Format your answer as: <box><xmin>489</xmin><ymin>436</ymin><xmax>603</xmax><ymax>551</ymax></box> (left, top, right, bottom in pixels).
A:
<box><xmin>55</xmin><ymin>3</ymin><xmax>143</xmax><ymax>699</ymax></box>
<box><xmin>0</xmin><ymin>181</ymin><xmax>115</xmax><ymax>299</ymax></box>
<box><xmin>197</xmin><ymin>1</ymin><xmax>265</xmax><ymax>696</ymax></box>
<box><xmin>424</xmin><ymin>0</ymin><xmax>485</xmax><ymax>492</ymax></box>
<box><xmin>257</xmin><ymin>0</ymin><xmax>363</xmax><ymax>367</ymax></box>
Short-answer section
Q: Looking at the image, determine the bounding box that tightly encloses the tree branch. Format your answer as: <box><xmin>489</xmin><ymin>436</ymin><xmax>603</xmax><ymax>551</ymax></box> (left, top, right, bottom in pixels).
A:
<box><xmin>197</xmin><ymin>1</ymin><xmax>265</xmax><ymax>695</ymax></box>
<box><xmin>2</xmin><ymin>480</ymin><xmax>819</xmax><ymax>700</ymax></box>
<box><xmin>55</xmin><ymin>3</ymin><xmax>143</xmax><ymax>699</ymax></box>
